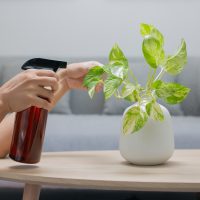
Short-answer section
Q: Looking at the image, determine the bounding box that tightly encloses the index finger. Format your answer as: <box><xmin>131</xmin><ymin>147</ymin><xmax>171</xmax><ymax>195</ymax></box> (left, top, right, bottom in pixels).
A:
<box><xmin>35</xmin><ymin>69</ymin><xmax>59</xmax><ymax>80</ymax></box>
<box><xmin>58</xmin><ymin>61</ymin><xmax>103</xmax><ymax>79</ymax></box>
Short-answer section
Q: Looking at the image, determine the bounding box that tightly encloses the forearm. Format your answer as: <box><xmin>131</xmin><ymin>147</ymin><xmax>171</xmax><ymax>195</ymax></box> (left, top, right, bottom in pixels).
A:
<box><xmin>0</xmin><ymin>113</ymin><xmax>15</xmax><ymax>158</ymax></box>
<box><xmin>0</xmin><ymin>98</ymin><xmax>9</xmax><ymax>123</ymax></box>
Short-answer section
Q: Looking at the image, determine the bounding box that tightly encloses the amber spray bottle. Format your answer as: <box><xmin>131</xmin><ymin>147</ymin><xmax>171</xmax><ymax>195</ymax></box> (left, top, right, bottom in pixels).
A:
<box><xmin>9</xmin><ymin>58</ymin><xmax>67</xmax><ymax>164</ymax></box>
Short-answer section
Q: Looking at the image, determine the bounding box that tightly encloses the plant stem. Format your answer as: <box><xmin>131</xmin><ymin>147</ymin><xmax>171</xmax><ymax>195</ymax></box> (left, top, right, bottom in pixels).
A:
<box><xmin>146</xmin><ymin>68</ymin><xmax>156</xmax><ymax>90</ymax></box>
<box><xmin>155</xmin><ymin>68</ymin><xmax>165</xmax><ymax>81</ymax></box>
<box><xmin>129</xmin><ymin>69</ymin><xmax>138</xmax><ymax>84</ymax></box>
<box><xmin>150</xmin><ymin>67</ymin><xmax>165</xmax><ymax>99</ymax></box>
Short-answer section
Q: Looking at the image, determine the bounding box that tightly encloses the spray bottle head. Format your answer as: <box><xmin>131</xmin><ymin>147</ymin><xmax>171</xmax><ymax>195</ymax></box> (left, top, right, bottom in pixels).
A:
<box><xmin>21</xmin><ymin>58</ymin><xmax>67</xmax><ymax>72</ymax></box>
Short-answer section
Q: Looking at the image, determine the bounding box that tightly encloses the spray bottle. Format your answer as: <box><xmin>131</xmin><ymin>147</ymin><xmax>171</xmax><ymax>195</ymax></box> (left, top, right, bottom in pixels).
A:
<box><xmin>9</xmin><ymin>58</ymin><xmax>67</xmax><ymax>164</ymax></box>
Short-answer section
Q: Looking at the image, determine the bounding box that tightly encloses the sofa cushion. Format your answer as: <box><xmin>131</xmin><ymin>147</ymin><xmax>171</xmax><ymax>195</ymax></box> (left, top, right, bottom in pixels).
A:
<box><xmin>103</xmin><ymin>97</ymin><xmax>132</xmax><ymax>115</ymax></box>
<box><xmin>1</xmin><ymin>58</ymin><xmax>71</xmax><ymax>114</ymax></box>
<box><xmin>173</xmin><ymin>116</ymin><xmax>200</xmax><ymax>149</ymax></box>
<box><xmin>43</xmin><ymin>114</ymin><xmax>200</xmax><ymax>152</ymax></box>
<box><xmin>177</xmin><ymin>57</ymin><xmax>200</xmax><ymax>116</ymax></box>
<box><xmin>51</xmin><ymin>93</ymin><xmax>71</xmax><ymax>114</ymax></box>
<box><xmin>70</xmin><ymin>90</ymin><xmax>104</xmax><ymax>114</ymax></box>
<box><xmin>43</xmin><ymin>114</ymin><xmax>120</xmax><ymax>151</ymax></box>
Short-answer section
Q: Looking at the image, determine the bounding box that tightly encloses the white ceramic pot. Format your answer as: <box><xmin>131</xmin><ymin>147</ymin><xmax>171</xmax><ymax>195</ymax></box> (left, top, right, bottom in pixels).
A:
<box><xmin>119</xmin><ymin>104</ymin><xmax>174</xmax><ymax>165</ymax></box>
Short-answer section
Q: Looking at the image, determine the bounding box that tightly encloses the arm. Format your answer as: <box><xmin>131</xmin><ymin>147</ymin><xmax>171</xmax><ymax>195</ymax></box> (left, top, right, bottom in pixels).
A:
<box><xmin>0</xmin><ymin>61</ymin><xmax>102</xmax><ymax>158</ymax></box>
<box><xmin>0</xmin><ymin>114</ymin><xmax>15</xmax><ymax>158</ymax></box>
<box><xmin>0</xmin><ymin>69</ymin><xmax>58</xmax><ymax>158</ymax></box>
<box><xmin>0</xmin><ymin>93</ymin><xmax>13</xmax><ymax>158</ymax></box>
<box><xmin>0</xmin><ymin>98</ymin><xmax>9</xmax><ymax>123</ymax></box>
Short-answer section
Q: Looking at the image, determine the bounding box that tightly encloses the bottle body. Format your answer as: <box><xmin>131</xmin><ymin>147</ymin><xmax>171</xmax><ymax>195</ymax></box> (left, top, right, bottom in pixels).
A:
<box><xmin>9</xmin><ymin>106</ymin><xmax>48</xmax><ymax>164</ymax></box>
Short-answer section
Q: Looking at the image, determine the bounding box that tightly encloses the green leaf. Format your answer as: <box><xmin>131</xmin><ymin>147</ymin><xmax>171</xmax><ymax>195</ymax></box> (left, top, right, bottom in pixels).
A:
<box><xmin>122</xmin><ymin>83</ymin><xmax>136</xmax><ymax>102</ymax></box>
<box><xmin>152</xmin><ymin>103</ymin><xmax>164</xmax><ymax>121</ymax></box>
<box><xmin>154</xmin><ymin>80</ymin><xmax>190</xmax><ymax>104</ymax></box>
<box><xmin>146</xmin><ymin>101</ymin><xmax>164</xmax><ymax>121</ymax></box>
<box><xmin>83</xmin><ymin>66</ymin><xmax>104</xmax><ymax>98</ymax></box>
<box><xmin>104</xmin><ymin>75</ymin><xmax>122</xmax><ymax>99</ymax></box>
<box><xmin>87</xmin><ymin>80</ymin><xmax>100</xmax><ymax>98</ymax></box>
<box><xmin>163</xmin><ymin>39</ymin><xmax>187</xmax><ymax>75</ymax></box>
<box><xmin>140</xmin><ymin>23</ymin><xmax>164</xmax><ymax>46</ymax></box>
<box><xmin>121</xmin><ymin>83</ymin><xmax>135</xmax><ymax>98</ymax></box>
<box><xmin>102</xmin><ymin>64</ymin><xmax>111</xmax><ymax>74</ymax></box>
<box><xmin>122</xmin><ymin>106</ymin><xmax>148</xmax><ymax>134</ymax></box>
<box><xmin>109</xmin><ymin>43</ymin><xmax>128</xmax><ymax>65</ymax></box>
<box><xmin>111</xmin><ymin>65</ymin><xmax>124</xmax><ymax>79</ymax></box>
<box><xmin>124</xmin><ymin>94</ymin><xmax>135</xmax><ymax>102</ymax></box>
<box><xmin>142</xmin><ymin>36</ymin><xmax>165</xmax><ymax>69</ymax></box>
<box><xmin>152</xmin><ymin>80</ymin><xmax>162</xmax><ymax>89</ymax></box>
<box><xmin>140</xmin><ymin>23</ymin><xmax>154</xmax><ymax>37</ymax></box>
<box><xmin>145</xmin><ymin>102</ymin><xmax>152</xmax><ymax>116</ymax></box>
<box><xmin>83</xmin><ymin>66</ymin><xmax>104</xmax><ymax>86</ymax></box>
<box><xmin>110</xmin><ymin>61</ymin><xmax>128</xmax><ymax>80</ymax></box>
<box><xmin>108</xmin><ymin>44</ymin><xmax>129</xmax><ymax>80</ymax></box>
<box><xmin>124</xmin><ymin>90</ymin><xmax>139</xmax><ymax>102</ymax></box>
<box><xmin>134</xmin><ymin>109</ymin><xmax>148</xmax><ymax>132</ymax></box>
<box><xmin>151</xmin><ymin>28</ymin><xmax>164</xmax><ymax>47</ymax></box>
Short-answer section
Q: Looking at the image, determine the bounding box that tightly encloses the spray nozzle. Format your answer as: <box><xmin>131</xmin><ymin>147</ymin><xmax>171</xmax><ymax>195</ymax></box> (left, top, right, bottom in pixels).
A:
<box><xmin>21</xmin><ymin>58</ymin><xmax>67</xmax><ymax>72</ymax></box>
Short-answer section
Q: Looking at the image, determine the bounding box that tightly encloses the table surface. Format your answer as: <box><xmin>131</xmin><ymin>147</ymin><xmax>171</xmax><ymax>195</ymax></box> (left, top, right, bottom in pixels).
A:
<box><xmin>0</xmin><ymin>150</ymin><xmax>200</xmax><ymax>192</ymax></box>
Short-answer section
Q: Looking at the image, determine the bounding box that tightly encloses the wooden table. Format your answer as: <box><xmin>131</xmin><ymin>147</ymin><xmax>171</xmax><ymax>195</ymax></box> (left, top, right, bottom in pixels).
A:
<box><xmin>0</xmin><ymin>150</ymin><xmax>200</xmax><ymax>200</ymax></box>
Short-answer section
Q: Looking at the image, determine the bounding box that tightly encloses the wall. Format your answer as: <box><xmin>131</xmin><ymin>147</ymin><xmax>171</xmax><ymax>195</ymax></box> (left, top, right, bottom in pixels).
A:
<box><xmin>0</xmin><ymin>0</ymin><xmax>199</xmax><ymax>58</ymax></box>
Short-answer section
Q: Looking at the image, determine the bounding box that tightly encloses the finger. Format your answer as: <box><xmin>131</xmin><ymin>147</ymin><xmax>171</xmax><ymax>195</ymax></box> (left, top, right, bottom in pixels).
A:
<box><xmin>59</xmin><ymin>61</ymin><xmax>103</xmax><ymax>79</ymax></box>
<box><xmin>62</xmin><ymin>63</ymin><xmax>88</xmax><ymax>79</ymax></box>
<box><xmin>67</xmin><ymin>77</ymin><xmax>87</xmax><ymax>90</ymax></box>
<box><xmin>32</xmin><ymin>96</ymin><xmax>51</xmax><ymax>111</ymax></box>
<box><xmin>31</xmin><ymin>77</ymin><xmax>59</xmax><ymax>91</ymax></box>
<box><xmin>36</xmin><ymin>87</ymin><xmax>54</xmax><ymax>103</ymax></box>
<box><xmin>35</xmin><ymin>70</ymin><xmax>58</xmax><ymax>80</ymax></box>
<box><xmin>86</xmin><ymin>61</ymin><xmax>103</xmax><ymax>69</ymax></box>
<box><xmin>95</xmin><ymin>83</ymin><xmax>103</xmax><ymax>93</ymax></box>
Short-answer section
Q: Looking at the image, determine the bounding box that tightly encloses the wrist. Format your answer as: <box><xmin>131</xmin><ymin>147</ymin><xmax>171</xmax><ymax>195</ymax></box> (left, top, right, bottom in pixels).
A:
<box><xmin>57</xmin><ymin>69</ymin><xmax>70</xmax><ymax>90</ymax></box>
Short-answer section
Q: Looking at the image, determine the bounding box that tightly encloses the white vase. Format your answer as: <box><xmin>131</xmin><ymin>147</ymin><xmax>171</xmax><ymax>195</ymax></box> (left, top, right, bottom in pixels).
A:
<box><xmin>119</xmin><ymin>103</ymin><xmax>174</xmax><ymax>165</ymax></box>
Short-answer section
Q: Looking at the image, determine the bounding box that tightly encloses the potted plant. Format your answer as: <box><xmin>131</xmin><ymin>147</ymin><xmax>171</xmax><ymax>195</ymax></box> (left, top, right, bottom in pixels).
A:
<box><xmin>83</xmin><ymin>23</ymin><xmax>190</xmax><ymax>165</ymax></box>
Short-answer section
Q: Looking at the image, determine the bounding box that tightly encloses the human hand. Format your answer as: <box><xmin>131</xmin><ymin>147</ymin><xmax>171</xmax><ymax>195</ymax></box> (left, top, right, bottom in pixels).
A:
<box><xmin>51</xmin><ymin>61</ymin><xmax>103</xmax><ymax>107</ymax></box>
<box><xmin>58</xmin><ymin>61</ymin><xmax>103</xmax><ymax>91</ymax></box>
<box><xmin>0</xmin><ymin>69</ymin><xmax>59</xmax><ymax>114</ymax></box>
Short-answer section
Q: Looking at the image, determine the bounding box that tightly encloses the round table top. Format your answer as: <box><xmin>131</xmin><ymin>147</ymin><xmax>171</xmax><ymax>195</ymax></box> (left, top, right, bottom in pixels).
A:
<box><xmin>0</xmin><ymin>150</ymin><xmax>200</xmax><ymax>192</ymax></box>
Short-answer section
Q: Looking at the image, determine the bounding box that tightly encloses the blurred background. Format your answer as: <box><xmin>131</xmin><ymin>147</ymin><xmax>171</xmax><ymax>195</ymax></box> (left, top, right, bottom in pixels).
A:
<box><xmin>0</xmin><ymin>0</ymin><xmax>199</xmax><ymax>60</ymax></box>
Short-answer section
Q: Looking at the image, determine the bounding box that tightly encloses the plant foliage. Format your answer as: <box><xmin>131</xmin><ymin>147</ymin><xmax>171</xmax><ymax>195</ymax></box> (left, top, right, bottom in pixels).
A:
<box><xmin>83</xmin><ymin>23</ymin><xmax>190</xmax><ymax>134</ymax></box>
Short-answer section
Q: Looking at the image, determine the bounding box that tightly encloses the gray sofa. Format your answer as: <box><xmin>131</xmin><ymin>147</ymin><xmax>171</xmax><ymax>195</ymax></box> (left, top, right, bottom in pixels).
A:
<box><xmin>0</xmin><ymin>56</ymin><xmax>199</xmax><ymax>200</ymax></box>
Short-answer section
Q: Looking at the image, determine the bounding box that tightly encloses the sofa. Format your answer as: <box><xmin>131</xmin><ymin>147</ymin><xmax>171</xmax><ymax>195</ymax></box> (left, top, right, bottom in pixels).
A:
<box><xmin>0</xmin><ymin>56</ymin><xmax>199</xmax><ymax>200</ymax></box>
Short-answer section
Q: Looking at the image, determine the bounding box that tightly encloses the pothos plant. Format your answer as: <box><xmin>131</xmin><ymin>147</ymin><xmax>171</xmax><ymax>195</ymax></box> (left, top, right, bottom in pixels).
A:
<box><xmin>83</xmin><ymin>23</ymin><xmax>190</xmax><ymax>135</ymax></box>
